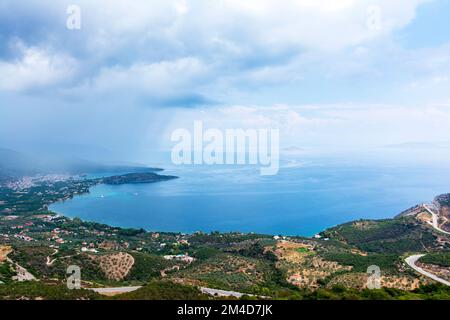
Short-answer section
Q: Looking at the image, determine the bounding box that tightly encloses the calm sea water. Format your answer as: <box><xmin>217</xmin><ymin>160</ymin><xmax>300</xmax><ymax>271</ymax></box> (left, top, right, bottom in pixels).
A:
<box><xmin>50</xmin><ymin>156</ymin><xmax>450</xmax><ymax>237</ymax></box>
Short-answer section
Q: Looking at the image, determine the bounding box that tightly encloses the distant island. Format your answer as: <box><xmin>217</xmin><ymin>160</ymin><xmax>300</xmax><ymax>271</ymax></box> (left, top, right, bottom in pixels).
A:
<box><xmin>100</xmin><ymin>172</ymin><xmax>178</xmax><ymax>185</ymax></box>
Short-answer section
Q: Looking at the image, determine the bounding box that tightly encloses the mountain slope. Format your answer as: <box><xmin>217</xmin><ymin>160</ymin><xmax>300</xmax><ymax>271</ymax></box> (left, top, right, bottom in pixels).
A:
<box><xmin>0</xmin><ymin>148</ymin><xmax>160</xmax><ymax>180</ymax></box>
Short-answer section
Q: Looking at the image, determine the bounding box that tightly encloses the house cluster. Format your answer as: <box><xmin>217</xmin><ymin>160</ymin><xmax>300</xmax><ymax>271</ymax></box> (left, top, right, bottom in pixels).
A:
<box><xmin>177</xmin><ymin>239</ymin><xmax>190</xmax><ymax>246</ymax></box>
<box><xmin>79</xmin><ymin>240</ymin><xmax>134</xmax><ymax>254</ymax></box>
<box><xmin>313</xmin><ymin>234</ymin><xmax>330</xmax><ymax>241</ymax></box>
<box><xmin>2</xmin><ymin>215</ymin><xmax>18</xmax><ymax>221</ymax></box>
<box><xmin>37</xmin><ymin>214</ymin><xmax>62</xmax><ymax>222</ymax></box>
<box><xmin>6</xmin><ymin>177</ymin><xmax>35</xmax><ymax>190</ymax></box>
<box><xmin>163</xmin><ymin>254</ymin><xmax>195</xmax><ymax>264</ymax></box>
<box><xmin>78</xmin><ymin>241</ymin><xmax>98</xmax><ymax>253</ymax></box>
<box><xmin>172</xmin><ymin>234</ymin><xmax>191</xmax><ymax>247</ymax></box>
<box><xmin>49</xmin><ymin>228</ymin><xmax>70</xmax><ymax>244</ymax></box>
<box><xmin>10</xmin><ymin>222</ymin><xmax>34</xmax><ymax>230</ymax></box>
<box><xmin>7</xmin><ymin>175</ymin><xmax>73</xmax><ymax>191</ymax></box>
<box><xmin>14</xmin><ymin>234</ymin><xmax>34</xmax><ymax>242</ymax></box>
<box><xmin>273</xmin><ymin>235</ymin><xmax>290</xmax><ymax>241</ymax></box>
<box><xmin>79</xmin><ymin>226</ymin><xmax>115</xmax><ymax>238</ymax></box>
<box><xmin>0</xmin><ymin>233</ymin><xmax>10</xmax><ymax>240</ymax></box>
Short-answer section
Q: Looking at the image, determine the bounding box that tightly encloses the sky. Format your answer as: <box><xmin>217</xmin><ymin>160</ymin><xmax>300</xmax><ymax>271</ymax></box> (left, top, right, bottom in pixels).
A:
<box><xmin>1</xmin><ymin>0</ymin><xmax>450</xmax><ymax>164</ymax></box>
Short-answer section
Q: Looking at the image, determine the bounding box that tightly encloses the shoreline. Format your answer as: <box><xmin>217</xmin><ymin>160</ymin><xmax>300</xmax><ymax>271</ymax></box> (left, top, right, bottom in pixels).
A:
<box><xmin>41</xmin><ymin>169</ymin><xmax>446</xmax><ymax>239</ymax></box>
<box><xmin>47</xmin><ymin>177</ymin><xmax>427</xmax><ymax>240</ymax></box>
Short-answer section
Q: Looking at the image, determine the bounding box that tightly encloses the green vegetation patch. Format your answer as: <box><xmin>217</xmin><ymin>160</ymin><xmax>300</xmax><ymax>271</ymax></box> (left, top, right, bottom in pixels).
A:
<box><xmin>113</xmin><ymin>280</ymin><xmax>208</xmax><ymax>300</ymax></box>
<box><xmin>126</xmin><ymin>252</ymin><xmax>174</xmax><ymax>282</ymax></box>
<box><xmin>0</xmin><ymin>281</ymin><xmax>101</xmax><ymax>300</ymax></box>
<box><xmin>192</xmin><ymin>247</ymin><xmax>222</xmax><ymax>260</ymax></box>
<box><xmin>323</xmin><ymin>218</ymin><xmax>437</xmax><ymax>254</ymax></box>
<box><xmin>0</xmin><ymin>261</ymin><xmax>16</xmax><ymax>284</ymax></box>
<box><xmin>419</xmin><ymin>253</ymin><xmax>450</xmax><ymax>268</ymax></box>
<box><xmin>320</xmin><ymin>252</ymin><xmax>400</xmax><ymax>273</ymax></box>
<box><xmin>10</xmin><ymin>246</ymin><xmax>105</xmax><ymax>281</ymax></box>
<box><xmin>172</xmin><ymin>253</ymin><xmax>282</xmax><ymax>294</ymax></box>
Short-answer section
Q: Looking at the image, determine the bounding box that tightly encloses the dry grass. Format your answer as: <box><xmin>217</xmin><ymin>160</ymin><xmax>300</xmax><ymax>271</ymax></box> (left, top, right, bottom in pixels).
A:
<box><xmin>0</xmin><ymin>246</ymin><xmax>12</xmax><ymax>263</ymax></box>
<box><xmin>170</xmin><ymin>254</ymin><xmax>268</xmax><ymax>291</ymax></box>
<box><xmin>353</xmin><ymin>221</ymin><xmax>377</xmax><ymax>230</ymax></box>
<box><xmin>273</xmin><ymin>241</ymin><xmax>313</xmax><ymax>264</ymax></box>
<box><xmin>418</xmin><ymin>262</ymin><xmax>450</xmax><ymax>282</ymax></box>
<box><xmin>416</xmin><ymin>211</ymin><xmax>433</xmax><ymax>224</ymax></box>
<box><xmin>273</xmin><ymin>241</ymin><xmax>351</xmax><ymax>289</ymax></box>
<box><xmin>326</xmin><ymin>272</ymin><xmax>421</xmax><ymax>291</ymax></box>
<box><xmin>439</xmin><ymin>205</ymin><xmax>450</xmax><ymax>232</ymax></box>
<box><xmin>97</xmin><ymin>252</ymin><xmax>135</xmax><ymax>281</ymax></box>
<box><xmin>287</xmin><ymin>256</ymin><xmax>352</xmax><ymax>289</ymax></box>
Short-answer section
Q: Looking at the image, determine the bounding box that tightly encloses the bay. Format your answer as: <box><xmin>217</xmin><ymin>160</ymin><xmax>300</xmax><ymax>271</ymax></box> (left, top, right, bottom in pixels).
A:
<box><xmin>50</xmin><ymin>157</ymin><xmax>450</xmax><ymax>237</ymax></box>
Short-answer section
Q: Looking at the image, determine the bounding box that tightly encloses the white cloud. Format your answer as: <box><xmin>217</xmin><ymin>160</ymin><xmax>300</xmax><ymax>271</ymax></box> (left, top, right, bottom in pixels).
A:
<box><xmin>7</xmin><ymin>0</ymin><xmax>427</xmax><ymax>58</ymax></box>
<box><xmin>2</xmin><ymin>0</ymin><xmax>450</xmax><ymax>161</ymax></box>
<box><xmin>0</xmin><ymin>45</ymin><xmax>77</xmax><ymax>92</ymax></box>
<box><xmin>90</xmin><ymin>57</ymin><xmax>210</xmax><ymax>95</ymax></box>
<box><xmin>158</xmin><ymin>102</ymin><xmax>450</xmax><ymax>152</ymax></box>
<box><xmin>78</xmin><ymin>0</ymin><xmax>428</xmax><ymax>51</ymax></box>
<box><xmin>0</xmin><ymin>0</ymin><xmax>442</xmax><ymax>105</ymax></box>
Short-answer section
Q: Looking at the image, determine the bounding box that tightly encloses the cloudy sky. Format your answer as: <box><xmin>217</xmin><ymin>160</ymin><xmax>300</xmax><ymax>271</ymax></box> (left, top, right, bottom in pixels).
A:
<box><xmin>1</xmin><ymin>0</ymin><xmax>450</xmax><ymax>163</ymax></box>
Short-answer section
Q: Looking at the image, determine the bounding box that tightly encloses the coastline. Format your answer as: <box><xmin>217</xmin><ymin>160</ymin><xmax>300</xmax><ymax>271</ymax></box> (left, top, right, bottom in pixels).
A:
<box><xmin>43</xmin><ymin>168</ymin><xmax>450</xmax><ymax>238</ymax></box>
<box><xmin>46</xmin><ymin>173</ymin><xmax>434</xmax><ymax>239</ymax></box>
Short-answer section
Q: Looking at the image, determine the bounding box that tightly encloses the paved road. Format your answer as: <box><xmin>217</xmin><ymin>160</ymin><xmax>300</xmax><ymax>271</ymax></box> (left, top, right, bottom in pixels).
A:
<box><xmin>45</xmin><ymin>249</ymin><xmax>59</xmax><ymax>266</ymax></box>
<box><xmin>200</xmin><ymin>287</ymin><xmax>269</xmax><ymax>299</ymax></box>
<box><xmin>200</xmin><ymin>287</ymin><xmax>249</xmax><ymax>298</ymax></box>
<box><xmin>405</xmin><ymin>254</ymin><xmax>450</xmax><ymax>286</ymax></box>
<box><xmin>90</xmin><ymin>286</ymin><xmax>142</xmax><ymax>295</ymax></box>
<box><xmin>423</xmin><ymin>205</ymin><xmax>450</xmax><ymax>235</ymax></box>
<box><xmin>89</xmin><ymin>284</ymin><xmax>264</xmax><ymax>298</ymax></box>
<box><xmin>89</xmin><ymin>285</ymin><xmax>255</xmax><ymax>298</ymax></box>
<box><xmin>404</xmin><ymin>206</ymin><xmax>449</xmax><ymax>286</ymax></box>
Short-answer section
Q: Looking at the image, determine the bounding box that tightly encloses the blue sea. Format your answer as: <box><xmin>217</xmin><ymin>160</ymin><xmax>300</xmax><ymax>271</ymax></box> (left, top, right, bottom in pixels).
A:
<box><xmin>50</xmin><ymin>153</ymin><xmax>450</xmax><ymax>237</ymax></box>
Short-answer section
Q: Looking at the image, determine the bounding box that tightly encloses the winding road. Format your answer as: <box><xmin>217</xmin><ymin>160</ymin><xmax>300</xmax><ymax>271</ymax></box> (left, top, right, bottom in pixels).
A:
<box><xmin>404</xmin><ymin>205</ymin><xmax>449</xmax><ymax>286</ymax></box>
<box><xmin>405</xmin><ymin>254</ymin><xmax>449</xmax><ymax>286</ymax></box>
<box><xmin>46</xmin><ymin>249</ymin><xmax>59</xmax><ymax>266</ymax></box>
<box><xmin>423</xmin><ymin>205</ymin><xmax>450</xmax><ymax>235</ymax></box>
